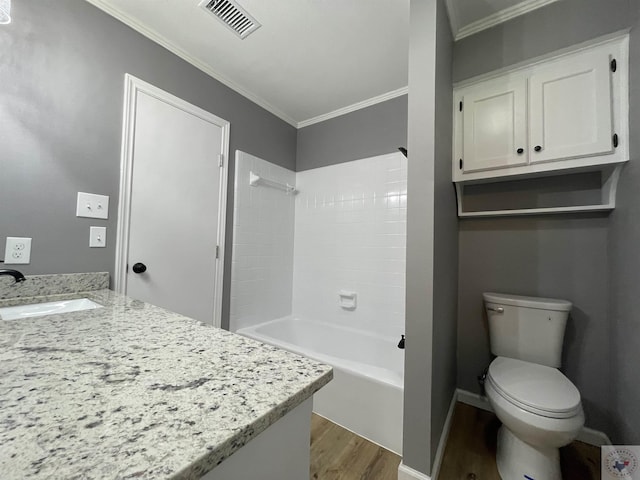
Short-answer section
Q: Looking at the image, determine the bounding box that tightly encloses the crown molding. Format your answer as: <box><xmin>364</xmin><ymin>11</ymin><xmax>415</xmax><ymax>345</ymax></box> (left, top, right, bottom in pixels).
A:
<box><xmin>450</xmin><ymin>0</ymin><xmax>559</xmax><ymax>41</ymax></box>
<box><xmin>297</xmin><ymin>86</ymin><xmax>408</xmax><ymax>129</ymax></box>
<box><xmin>84</xmin><ymin>0</ymin><xmax>298</xmax><ymax>127</ymax></box>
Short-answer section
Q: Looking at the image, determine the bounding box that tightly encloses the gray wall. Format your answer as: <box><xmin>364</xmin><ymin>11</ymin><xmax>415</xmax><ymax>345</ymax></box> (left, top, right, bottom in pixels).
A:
<box><xmin>454</xmin><ymin>0</ymin><xmax>638</xmax><ymax>435</ymax></box>
<box><xmin>453</xmin><ymin>0</ymin><xmax>636</xmax><ymax>83</ymax></box>
<box><xmin>608</xmin><ymin>5</ymin><xmax>640</xmax><ymax>445</ymax></box>
<box><xmin>430</xmin><ymin>0</ymin><xmax>458</xmax><ymax>465</ymax></box>
<box><xmin>458</xmin><ymin>215</ymin><xmax>612</xmax><ymax>432</ymax></box>
<box><xmin>402</xmin><ymin>0</ymin><xmax>437</xmax><ymax>474</ymax></box>
<box><xmin>0</xmin><ymin>1</ymin><xmax>297</xmax><ymax>328</ymax></box>
<box><xmin>296</xmin><ymin>95</ymin><xmax>407</xmax><ymax>171</ymax></box>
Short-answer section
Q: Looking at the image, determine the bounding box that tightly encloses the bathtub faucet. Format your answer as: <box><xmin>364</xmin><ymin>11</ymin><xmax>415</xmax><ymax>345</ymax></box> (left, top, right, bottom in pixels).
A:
<box><xmin>397</xmin><ymin>335</ymin><xmax>405</xmax><ymax>349</ymax></box>
<box><xmin>0</xmin><ymin>269</ymin><xmax>26</xmax><ymax>284</ymax></box>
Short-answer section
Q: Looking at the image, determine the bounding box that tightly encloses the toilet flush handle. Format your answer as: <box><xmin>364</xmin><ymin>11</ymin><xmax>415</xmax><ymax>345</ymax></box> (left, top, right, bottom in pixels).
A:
<box><xmin>487</xmin><ymin>306</ymin><xmax>504</xmax><ymax>314</ymax></box>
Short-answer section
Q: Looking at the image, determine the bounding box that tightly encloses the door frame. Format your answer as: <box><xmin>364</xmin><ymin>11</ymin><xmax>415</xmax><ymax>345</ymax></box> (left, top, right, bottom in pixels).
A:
<box><xmin>115</xmin><ymin>74</ymin><xmax>230</xmax><ymax>328</ymax></box>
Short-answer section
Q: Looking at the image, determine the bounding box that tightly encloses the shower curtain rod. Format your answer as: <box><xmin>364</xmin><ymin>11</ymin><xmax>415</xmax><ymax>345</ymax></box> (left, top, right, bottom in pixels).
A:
<box><xmin>249</xmin><ymin>171</ymin><xmax>297</xmax><ymax>195</ymax></box>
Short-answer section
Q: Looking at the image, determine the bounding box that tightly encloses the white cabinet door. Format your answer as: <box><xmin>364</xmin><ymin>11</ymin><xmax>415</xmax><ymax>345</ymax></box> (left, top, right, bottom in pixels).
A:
<box><xmin>461</xmin><ymin>74</ymin><xmax>528</xmax><ymax>173</ymax></box>
<box><xmin>528</xmin><ymin>47</ymin><xmax>614</xmax><ymax>164</ymax></box>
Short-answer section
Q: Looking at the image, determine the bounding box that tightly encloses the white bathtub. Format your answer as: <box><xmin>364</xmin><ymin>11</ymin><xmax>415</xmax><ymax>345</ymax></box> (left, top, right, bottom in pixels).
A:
<box><xmin>237</xmin><ymin>316</ymin><xmax>404</xmax><ymax>454</ymax></box>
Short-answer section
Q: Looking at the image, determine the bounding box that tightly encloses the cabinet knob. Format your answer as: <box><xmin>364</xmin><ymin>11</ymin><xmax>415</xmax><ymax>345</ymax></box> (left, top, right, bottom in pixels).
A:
<box><xmin>517</xmin><ymin>148</ymin><xmax>524</xmax><ymax>155</ymax></box>
<box><xmin>534</xmin><ymin>145</ymin><xmax>543</xmax><ymax>152</ymax></box>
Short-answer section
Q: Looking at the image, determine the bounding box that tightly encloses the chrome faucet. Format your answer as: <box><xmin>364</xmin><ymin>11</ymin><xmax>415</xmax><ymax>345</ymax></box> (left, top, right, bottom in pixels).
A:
<box><xmin>0</xmin><ymin>269</ymin><xmax>26</xmax><ymax>283</ymax></box>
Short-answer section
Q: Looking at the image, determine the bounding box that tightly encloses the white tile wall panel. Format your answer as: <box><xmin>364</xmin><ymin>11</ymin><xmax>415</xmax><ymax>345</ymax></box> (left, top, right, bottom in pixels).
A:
<box><xmin>292</xmin><ymin>152</ymin><xmax>407</xmax><ymax>339</ymax></box>
<box><xmin>229</xmin><ymin>151</ymin><xmax>296</xmax><ymax>331</ymax></box>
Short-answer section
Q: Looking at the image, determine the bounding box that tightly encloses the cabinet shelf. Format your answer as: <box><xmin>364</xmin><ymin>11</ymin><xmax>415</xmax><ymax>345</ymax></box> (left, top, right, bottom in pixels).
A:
<box><xmin>455</xmin><ymin>164</ymin><xmax>623</xmax><ymax>218</ymax></box>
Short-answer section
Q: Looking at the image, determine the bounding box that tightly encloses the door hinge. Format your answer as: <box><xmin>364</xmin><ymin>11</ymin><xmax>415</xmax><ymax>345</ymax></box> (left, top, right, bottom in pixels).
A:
<box><xmin>218</xmin><ymin>154</ymin><xmax>224</xmax><ymax>167</ymax></box>
<box><xmin>459</xmin><ymin>158</ymin><xmax>463</xmax><ymax>170</ymax></box>
<box><xmin>459</xmin><ymin>101</ymin><xmax>463</xmax><ymax>112</ymax></box>
<box><xmin>611</xmin><ymin>58</ymin><xmax>617</xmax><ymax>73</ymax></box>
<box><xmin>613</xmin><ymin>133</ymin><xmax>619</xmax><ymax>148</ymax></box>
<box><xmin>215</xmin><ymin>245</ymin><xmax>220</xmax><ymax>259</ymax></box>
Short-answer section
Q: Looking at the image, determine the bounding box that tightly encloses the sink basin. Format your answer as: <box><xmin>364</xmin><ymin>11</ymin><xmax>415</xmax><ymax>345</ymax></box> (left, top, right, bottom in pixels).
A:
<box><xmin>0</xmin><ymin>298</ymin><xmax>103</xmax><ymax>320</ymax></box>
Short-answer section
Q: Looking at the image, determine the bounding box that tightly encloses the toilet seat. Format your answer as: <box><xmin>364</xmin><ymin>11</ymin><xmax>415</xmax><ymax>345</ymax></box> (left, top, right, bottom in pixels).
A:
<box><xmin>488</xmin><ymin>357</ymin><xmax>581</xmax><ymax>419</ymax></box>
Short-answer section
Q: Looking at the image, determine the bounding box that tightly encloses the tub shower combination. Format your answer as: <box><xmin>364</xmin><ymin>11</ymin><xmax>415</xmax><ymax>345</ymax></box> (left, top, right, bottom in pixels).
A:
<box><xmin>230</xmin><ymin>151</ymin><xmax>407</xmax><ymax>453</ymax></box>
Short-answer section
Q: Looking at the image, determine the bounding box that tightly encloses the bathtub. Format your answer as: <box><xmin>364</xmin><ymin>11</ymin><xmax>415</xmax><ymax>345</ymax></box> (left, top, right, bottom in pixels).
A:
<box><xmin>237</xmin><ymin>316</ymin><xmax>404</xmax><ymax>454</ymax></box>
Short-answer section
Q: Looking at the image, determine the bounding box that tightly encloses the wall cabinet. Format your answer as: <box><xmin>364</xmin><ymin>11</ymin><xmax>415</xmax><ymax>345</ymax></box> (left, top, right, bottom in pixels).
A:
<box><xmin>453</xmin><ymin>34</ymin><xmax>629</xmax><ymax>217</ymax></box>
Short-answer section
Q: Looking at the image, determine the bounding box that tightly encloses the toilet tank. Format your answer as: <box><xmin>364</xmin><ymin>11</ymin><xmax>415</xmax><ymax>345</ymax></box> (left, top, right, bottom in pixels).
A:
<box><xmin>483</xmin><ymin>292</ymin><xmax>572</xmax><ymax>368</ymax></box>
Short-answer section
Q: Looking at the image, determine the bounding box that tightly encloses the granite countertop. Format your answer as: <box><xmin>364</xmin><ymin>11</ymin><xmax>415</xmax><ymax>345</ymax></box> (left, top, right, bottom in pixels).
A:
<box><xmin>0</xmin><ymin>288</ymin><xmax>333</xmax><ymax>480</ymax></box>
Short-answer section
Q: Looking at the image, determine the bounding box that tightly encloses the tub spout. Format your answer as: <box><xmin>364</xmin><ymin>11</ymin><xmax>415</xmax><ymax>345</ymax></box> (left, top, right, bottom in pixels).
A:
<box><xmin>397</xmin><ymin>335</ymin><xmax>405</xmax><ymax>349</ymax></box>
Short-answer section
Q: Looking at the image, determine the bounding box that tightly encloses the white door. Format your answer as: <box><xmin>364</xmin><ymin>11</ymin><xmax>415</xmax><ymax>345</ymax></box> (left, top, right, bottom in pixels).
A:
<box><xmin>117</xmin><ymin>76</ymin><xmax>229</xmax><ymax>326</ymax></box>
<box><xmin>461</xmin><ymin>73</ymin><xmax>528</xmax><ymax>173</ymax></box>
<box><xmin>528</xmin><ymin>46</ymin><xmax>614</xmax><ymax>164</ymax></box>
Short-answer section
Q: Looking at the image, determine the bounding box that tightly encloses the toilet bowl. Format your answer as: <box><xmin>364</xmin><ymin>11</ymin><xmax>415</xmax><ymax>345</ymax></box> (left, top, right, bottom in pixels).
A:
<box><xmin>485</xmin><ymin>357</ymin><xmax>584</xmax><ymax>480</ymax></box>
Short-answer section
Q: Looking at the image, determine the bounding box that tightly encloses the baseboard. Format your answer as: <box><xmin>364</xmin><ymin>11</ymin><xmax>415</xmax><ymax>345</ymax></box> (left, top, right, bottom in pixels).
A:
<box><xmin>456</xmin><ymin>388</ymin><xmax>492</xmax><ymax>412</ymax></box>
<box><xmin>578</xmin><ymin>426</ymin><xmax>612</xmax><ymax>446</ymax></box>
<box><xmin>456</xmin><ymin>388</ymin><xmax>611</xmax><ymax>447</ymax></box>
<box><xmin>398</xmin><ymin>389</ymin><xmax>457</xmax><ymax>480</ymax></box>
<box><xmin>430</xmin><ymin>392</ymin><xmax>457</xmax><ymax>479</ymax></box>
<box><xmin>398</xmin><ymin>463</ymin><xmax>431</xmax><ymax>480</ymax></box>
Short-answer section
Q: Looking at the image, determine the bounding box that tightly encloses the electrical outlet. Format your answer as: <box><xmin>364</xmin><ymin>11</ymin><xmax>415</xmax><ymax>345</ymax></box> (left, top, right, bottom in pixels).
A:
<box><xmin>4</xmin><ymin>237</ymin><xmax>32</xmax><ymax>265</ymax></box>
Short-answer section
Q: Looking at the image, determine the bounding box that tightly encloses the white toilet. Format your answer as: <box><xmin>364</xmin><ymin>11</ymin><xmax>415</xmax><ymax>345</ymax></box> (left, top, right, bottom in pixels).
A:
<box><xmin>483</xmin><ymin>292</ymin><xmax>584</xmax><ymax>480</ymax></box>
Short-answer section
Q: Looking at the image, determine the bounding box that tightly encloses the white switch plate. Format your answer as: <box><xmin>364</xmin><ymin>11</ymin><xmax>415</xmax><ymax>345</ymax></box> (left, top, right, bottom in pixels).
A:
<box><xmin>76</xmin><ymin>192</ymin><xmax>109</xmax><ymax>219</ymax></box>
<box><xmin>4</xmin><ymin>237</ymin><xmax>32</xmax><ymax>264</ymax></box>
<box><xmin>89</xmin><ymin>227</ymin><xmax>107</xmax><ymax>248</ymax></box>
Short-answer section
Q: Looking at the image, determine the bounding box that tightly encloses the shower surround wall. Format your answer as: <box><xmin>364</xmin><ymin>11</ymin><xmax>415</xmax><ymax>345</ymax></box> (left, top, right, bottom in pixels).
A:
<box><xmin>230</xmin><ymin>151</ymin><xmax>407</xmax><ymax>336</ymax></box>
<box><xmin>292</xmin><ymin>153</ymin><xmax>407</xmax><ymax>338</ymax></box>
<box><xmin>229</xmin><ymin>151</ymin><xmax>295</xmax><ymax>331</ymax></box>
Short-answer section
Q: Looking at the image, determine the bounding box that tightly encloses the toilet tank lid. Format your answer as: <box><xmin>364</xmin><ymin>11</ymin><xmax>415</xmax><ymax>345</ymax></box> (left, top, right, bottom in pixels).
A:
<box><xmin>483</xmin><ymin>292</ymin><xmax>572</xmax><ymax>312</ymax></box>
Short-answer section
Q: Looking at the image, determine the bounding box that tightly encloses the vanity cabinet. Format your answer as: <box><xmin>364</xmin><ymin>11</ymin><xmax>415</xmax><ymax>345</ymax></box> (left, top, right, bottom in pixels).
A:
<box><xmin>453</xmin><ymin>34</ymin><xmax>629</xmax><ymax>217</ymax></box>
<box><xmin>453</xmin><ymin>35</ymin><xmax>628</xmax><ymax>184</ymax></box>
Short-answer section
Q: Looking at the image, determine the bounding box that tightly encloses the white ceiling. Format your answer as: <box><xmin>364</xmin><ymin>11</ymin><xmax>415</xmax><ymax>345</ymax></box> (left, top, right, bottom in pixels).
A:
<box><xmin>86</xmin><ymin>0</ymin><xmax>410</xmax><ymax>127</ymax></box>
<box><xmin>446</xmin><ymin>0</ymin><xmax>559</xmax><ymax>40</ymax></box>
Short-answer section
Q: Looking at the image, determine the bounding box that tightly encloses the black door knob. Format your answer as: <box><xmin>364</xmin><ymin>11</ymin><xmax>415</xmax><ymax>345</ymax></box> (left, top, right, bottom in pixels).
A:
<box><xmin>534</xmin><ymin>145</ymin><xmax>543</xmax><ymax>152</ymax></box>
<box><xmin>132</xmin><ymin>263</ymin><xmax>147</xmax><ymax>274</ymax></box>
<box><xmin>517</xmin><ymin>148</ymin><xmax>524</xmax><ymax>154</ymax></box>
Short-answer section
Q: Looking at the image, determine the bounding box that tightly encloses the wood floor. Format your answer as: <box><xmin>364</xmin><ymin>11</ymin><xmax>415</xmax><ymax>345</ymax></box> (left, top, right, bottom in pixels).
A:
<box><xmin>438</xmin><ymin>403</ymin><xmax>601</xmax><ymax>480</ymax></box>
<box><xmin>310</xmin><ymin>403</ymin><xmax>601</xmax><ymax>480</ymax></box>
<box><xmin>310</xmin><ymin>414</ymin><xmax>401</xmax><ymax>480</ymax></box>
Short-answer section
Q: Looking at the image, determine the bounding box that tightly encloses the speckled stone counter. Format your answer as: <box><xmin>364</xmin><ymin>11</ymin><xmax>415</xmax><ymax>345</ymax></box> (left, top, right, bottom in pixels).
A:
<box><xmin>0</xmin><ymin>289</ymin><xmax>333</xmax><ymax>480</ymax></box>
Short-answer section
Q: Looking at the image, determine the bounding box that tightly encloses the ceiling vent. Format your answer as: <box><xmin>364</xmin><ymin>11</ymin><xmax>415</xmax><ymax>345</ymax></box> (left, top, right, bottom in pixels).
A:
<box><xmin>199</xmin><ymin>0</ymin><xmax>261</xmax><ymax>39</ymax></box>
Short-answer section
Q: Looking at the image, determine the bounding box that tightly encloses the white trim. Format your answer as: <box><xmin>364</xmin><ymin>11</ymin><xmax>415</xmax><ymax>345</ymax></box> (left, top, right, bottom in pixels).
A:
<box><xmin>115</xmin><ymin>74</ymin><xmax>230</xmax><ymax>328</ymax></box>
<box><xmin>398</xmin><ymin>463</ymin><xmax>431</xmax><ymax>480</ymax></box>
<box><xmin>297</xmin><ymin>86</ymin><xmax>408</xmax><ymax>129</ymax></box>
<box><xmin>430</xmin><ymin>392</ymin><xmax>457</xmax><ymax>480</ymax></box>
<box><xmin>456</xmin><ymin>387</ymin><xmax>493</xmax><ymax>412</ymax></box>
<box><xmin>449</xmin><ymin>0</ymin><xmax>559</xmax><ymax>41</ymax></box>
<box><xmin>84</xmin><ymin>0</ymin><xmax>297</xmax><ymax>127</ymax></box>
<box><xmin>579</xmin><ymin>426</ymin><xmax>612</xmax><ymax>447</ymax></box>
<box><xmin>455</xmin><ymin>388</ymin><xmax>612</xmax><ymax>447</ymax></box>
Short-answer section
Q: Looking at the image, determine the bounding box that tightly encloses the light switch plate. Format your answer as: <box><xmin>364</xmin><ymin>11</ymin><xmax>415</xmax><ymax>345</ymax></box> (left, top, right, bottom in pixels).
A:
<box><xmin>4</xmin><ymin>237</ymin><xmax>32</xmax><ymax>264</ymax></box>
<box><xmin>89</xmin><ymin>227</ymin><xmax>107</xmax><ymax>248</ymax></box>
<box><xmin>76</xmin><ymin>192</ymin><xmax>109</xmax><ymax>219</ymax></box>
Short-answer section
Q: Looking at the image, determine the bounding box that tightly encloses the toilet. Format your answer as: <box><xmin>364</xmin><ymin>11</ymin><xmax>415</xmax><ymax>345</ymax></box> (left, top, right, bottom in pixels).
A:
<box><xmin>483</xmin><ymin>292</ymin><xmax>584</xmax><ymax>480</ymax></box>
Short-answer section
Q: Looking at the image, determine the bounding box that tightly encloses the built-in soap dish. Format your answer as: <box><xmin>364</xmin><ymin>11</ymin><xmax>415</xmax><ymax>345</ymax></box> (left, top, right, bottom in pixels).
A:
<box><xmin>338</xmin><ymin>290</ymin><xmax>357</xmax><ymax>310</ymax></box>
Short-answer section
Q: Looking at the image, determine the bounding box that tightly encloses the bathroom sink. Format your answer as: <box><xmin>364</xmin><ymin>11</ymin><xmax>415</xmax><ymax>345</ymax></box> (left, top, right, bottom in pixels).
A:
<box><xmin>0</xmin><ymin>298</ymin><xmax>103</xmax><ymax>320</ymax></box>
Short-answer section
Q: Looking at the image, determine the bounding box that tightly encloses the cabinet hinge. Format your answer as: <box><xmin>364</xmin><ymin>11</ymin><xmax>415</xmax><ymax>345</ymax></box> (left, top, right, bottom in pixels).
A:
<box><xmin>611</xmin><ymin>58</ymin><xmax>617</xmax><ymax>73</ymax></box>
<box><xmin>459</xmin><ymin>158</ymin><xmax>463</xmax><ymax>170</ymax></box>
<box><xmin>218</xmin><ymin>154</ymin><xmax>224</xmax><ymax>167</ymax></box>
<box><xmin>459</xmin><ymin>101</ymin><xmax>463</xmax><ymax>112</ymax></box>
<box><xmin>613</xmin><ymin>133</ymin><xmax>619</xmax><ymax>148</ymax></box>
<box><xmin>215</xmin><ymin>245</ymin><xmax>220</xmax><ymax>259</ymax></box>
